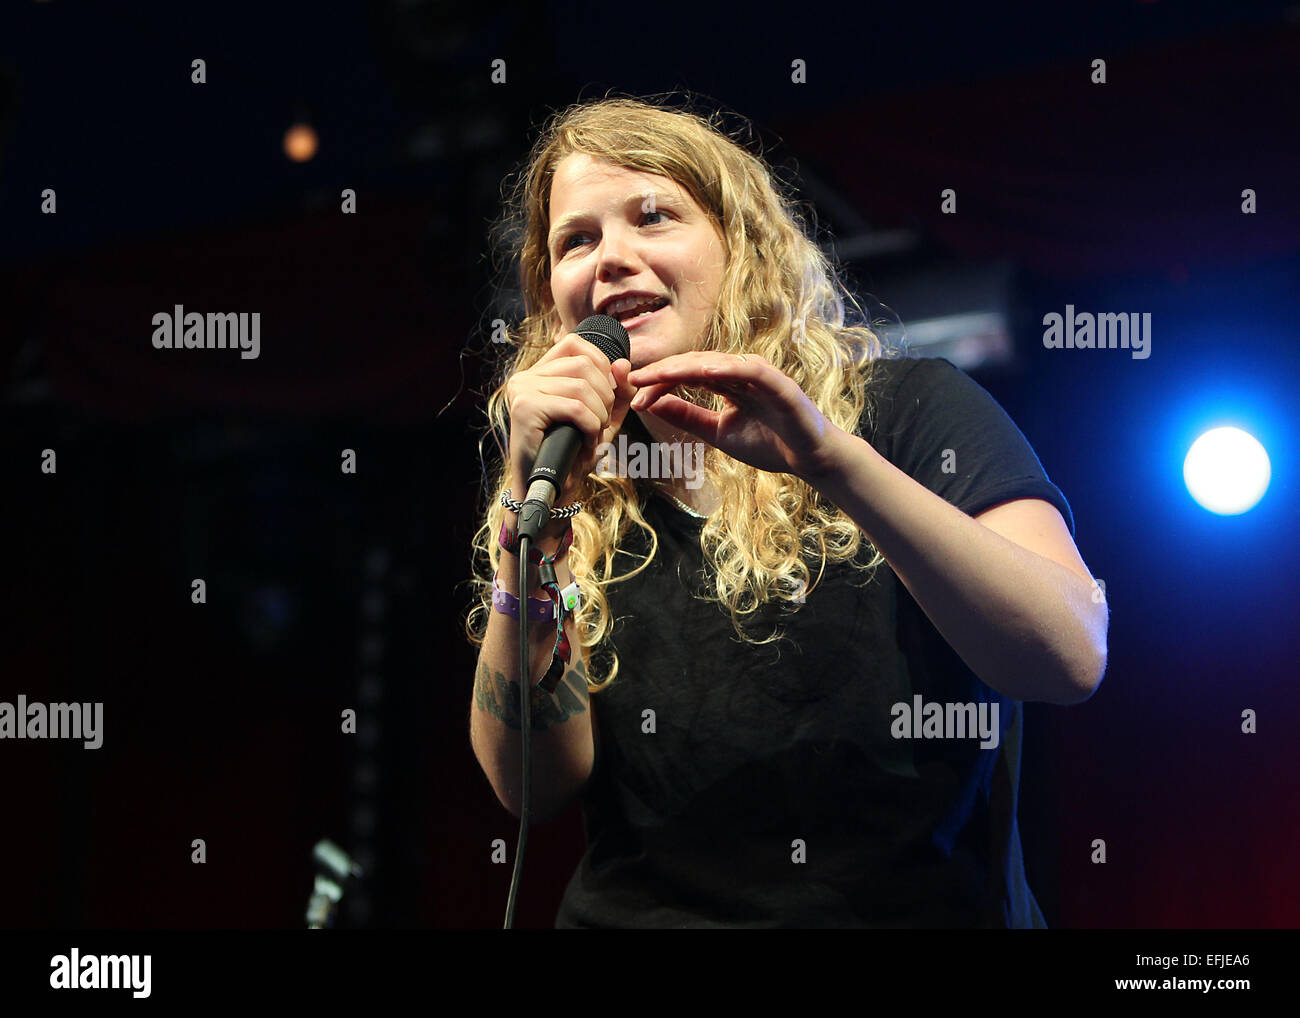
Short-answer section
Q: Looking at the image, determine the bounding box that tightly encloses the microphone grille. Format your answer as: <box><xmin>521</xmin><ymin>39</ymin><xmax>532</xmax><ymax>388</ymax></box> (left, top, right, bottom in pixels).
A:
<box><xmin>573</xmin><ymin>314</ymin><xmax>631</xmax><ymax>364</ymax></box>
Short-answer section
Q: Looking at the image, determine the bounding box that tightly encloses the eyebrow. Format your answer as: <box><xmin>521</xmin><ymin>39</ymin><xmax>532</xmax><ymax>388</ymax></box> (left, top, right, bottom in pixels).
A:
<box><xmin>548</xmin><ymin>192</ymin><xmax>679</xmax><ymax>248</ymax></box>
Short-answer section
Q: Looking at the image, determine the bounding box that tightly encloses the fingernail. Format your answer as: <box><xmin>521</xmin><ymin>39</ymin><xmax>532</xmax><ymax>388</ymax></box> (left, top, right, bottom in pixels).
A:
<box><xmin>631</xmin><ymin>394</ymin><xmax>646</xmax><ymax>409</ymax></box>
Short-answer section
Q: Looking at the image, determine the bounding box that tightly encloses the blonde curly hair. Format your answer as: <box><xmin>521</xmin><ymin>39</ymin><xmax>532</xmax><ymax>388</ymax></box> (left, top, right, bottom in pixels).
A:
<box><xmin>464</xmin><ymin>94</ymin><xmax>895</xmax><ymax>692</ymax></box>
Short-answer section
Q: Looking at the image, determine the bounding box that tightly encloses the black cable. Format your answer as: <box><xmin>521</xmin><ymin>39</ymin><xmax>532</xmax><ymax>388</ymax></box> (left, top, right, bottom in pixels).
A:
<box><xmin>502</xmin><ymin>533</ymin><xmax>531</xmax><ymax>928</ymax></box>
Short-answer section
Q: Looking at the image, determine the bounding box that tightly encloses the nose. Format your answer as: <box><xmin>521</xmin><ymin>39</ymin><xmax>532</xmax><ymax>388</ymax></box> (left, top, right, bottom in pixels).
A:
<box><xmin>594</xmin><ymin>227</ymin><xmax>641</xmax><ymax>277</ymax></box>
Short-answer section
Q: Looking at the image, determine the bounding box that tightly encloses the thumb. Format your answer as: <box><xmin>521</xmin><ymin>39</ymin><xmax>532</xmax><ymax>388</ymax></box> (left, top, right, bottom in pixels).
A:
<box><xmin>603</xmin><ymin>358</ymin><xmax>637</xmax><ymax>440</ymax></box>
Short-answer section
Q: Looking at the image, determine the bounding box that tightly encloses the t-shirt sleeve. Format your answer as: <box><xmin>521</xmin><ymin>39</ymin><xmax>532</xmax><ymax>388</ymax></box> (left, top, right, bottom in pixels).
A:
<box><xmin>864</xmin><ymin>357</ymin><xmax>1075</xmax><ymax>536</ymax></box>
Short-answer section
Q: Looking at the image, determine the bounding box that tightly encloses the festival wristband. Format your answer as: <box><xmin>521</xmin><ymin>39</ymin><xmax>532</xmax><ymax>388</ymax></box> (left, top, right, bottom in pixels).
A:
<box><xmin>491</xmin><ymin>574</ymin><xmax>582</xmax><ymax>621</ymax></box>
<box><xmin>498</xmin><ymin>518</ymin><xmax>574</xmax><ymax>562</ymax></box>
<box><xmin>491</xmin><ymin>575</ymin><xmax>557</xmax><ymax>622</ymax></box>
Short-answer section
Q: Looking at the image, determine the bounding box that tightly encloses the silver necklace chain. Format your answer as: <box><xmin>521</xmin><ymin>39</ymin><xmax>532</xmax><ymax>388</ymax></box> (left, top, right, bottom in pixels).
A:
<box><xmin>652</xmin><ymin>485</ymin><xmax>708</xmax><ymax>519</ymax></box>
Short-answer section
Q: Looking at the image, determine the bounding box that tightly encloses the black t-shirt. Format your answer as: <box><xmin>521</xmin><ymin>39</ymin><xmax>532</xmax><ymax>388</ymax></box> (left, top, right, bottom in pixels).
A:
<box><xmin>554</xmin><ymin>356</ymin><xmax>1073</xmax><ymax>928</ymax></box>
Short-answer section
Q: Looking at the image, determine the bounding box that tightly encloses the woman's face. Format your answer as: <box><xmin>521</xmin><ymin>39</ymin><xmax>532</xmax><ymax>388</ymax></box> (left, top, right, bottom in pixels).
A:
<box><xmin>546</xmin><ymin>153</ymin><xmax>727</xmax><ymax>370</ymax></box>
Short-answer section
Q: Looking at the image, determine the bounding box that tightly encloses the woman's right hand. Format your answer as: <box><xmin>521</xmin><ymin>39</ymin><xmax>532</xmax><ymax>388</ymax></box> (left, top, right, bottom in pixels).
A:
<box><xmin>505</xmin><ymin>332</ymin><xmax>637</xmax><ymax>506</ymax></box>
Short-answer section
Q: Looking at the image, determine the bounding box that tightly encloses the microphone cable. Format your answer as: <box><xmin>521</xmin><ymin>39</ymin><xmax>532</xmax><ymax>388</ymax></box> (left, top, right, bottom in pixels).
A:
<box><xmin>498</xmin><ymin>313</ymin><xmax>628</xmax><ymax>928</ymax></box>
<box><xmin>503</xmin><ymin>534</ymin><xmax>533</xmax><ymax>929</ymax></box>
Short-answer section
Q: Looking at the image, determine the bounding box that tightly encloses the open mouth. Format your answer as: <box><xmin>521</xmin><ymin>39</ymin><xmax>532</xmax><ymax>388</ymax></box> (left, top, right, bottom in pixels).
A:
<box><xmin>617</xmin><ymin>299</ymin><xmax>668</xmax><ymax>329</ymax></box>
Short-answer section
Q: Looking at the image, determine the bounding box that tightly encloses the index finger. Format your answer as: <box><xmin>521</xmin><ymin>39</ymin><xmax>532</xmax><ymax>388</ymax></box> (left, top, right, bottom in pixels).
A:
<box><xmin>629</xmin><ymin>352</ymin><xmax>761</xmax><ymax>387</ymax></box>
<box><xmin>553</xmin><ymin>331</ymin><xmax>620</xmax><ymax>382</ymax></box>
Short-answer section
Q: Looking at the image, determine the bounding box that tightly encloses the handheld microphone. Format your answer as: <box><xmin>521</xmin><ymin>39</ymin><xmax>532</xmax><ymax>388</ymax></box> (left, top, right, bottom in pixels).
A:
<box><xmin>516</xmin><ymin>314</ymin><xmax>630</xmax><ymax>544</ymax></box>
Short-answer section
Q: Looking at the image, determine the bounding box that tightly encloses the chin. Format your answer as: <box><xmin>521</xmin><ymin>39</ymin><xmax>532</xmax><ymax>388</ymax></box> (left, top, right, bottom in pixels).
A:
<box><xmin>627</xmin><ymin>333</ymin><xmax>678</xmax><ymax>365</ymax></box>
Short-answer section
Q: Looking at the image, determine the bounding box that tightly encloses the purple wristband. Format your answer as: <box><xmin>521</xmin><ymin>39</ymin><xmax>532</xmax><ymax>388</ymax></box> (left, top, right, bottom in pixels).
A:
<box><xmin>492</xmin><ymin>576</ymin><xmax>555</xmax><ymax>622</ymax></box>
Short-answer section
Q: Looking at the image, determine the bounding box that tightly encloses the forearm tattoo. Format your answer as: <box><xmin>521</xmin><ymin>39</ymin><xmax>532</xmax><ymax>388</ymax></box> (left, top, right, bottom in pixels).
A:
<box><xmin>474</xmin><ymin>656</ymin><xmax>590</xmax><ymax>732</ymax></box>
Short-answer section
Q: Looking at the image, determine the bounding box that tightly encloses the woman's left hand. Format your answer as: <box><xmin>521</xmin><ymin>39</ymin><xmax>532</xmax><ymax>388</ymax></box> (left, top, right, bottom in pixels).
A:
<box><xmin>627</xmin><ymin>352</ymin><xmax>847</xmax><ymax>483</ymax></box>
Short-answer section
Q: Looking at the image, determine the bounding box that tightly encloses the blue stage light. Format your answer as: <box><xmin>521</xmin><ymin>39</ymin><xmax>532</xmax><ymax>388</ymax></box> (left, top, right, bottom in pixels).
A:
<box><xmin>1183</xmin><ymin>427</ymin><xmax>1271</xmax><ymax>515</ymax></box>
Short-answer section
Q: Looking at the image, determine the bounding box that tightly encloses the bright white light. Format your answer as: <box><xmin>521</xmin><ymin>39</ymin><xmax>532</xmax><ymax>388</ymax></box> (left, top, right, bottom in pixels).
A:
<box><xmin>1183</xmin><ymin>427</ymin><xmax>1271</xmax><ymax>515</ymax></box>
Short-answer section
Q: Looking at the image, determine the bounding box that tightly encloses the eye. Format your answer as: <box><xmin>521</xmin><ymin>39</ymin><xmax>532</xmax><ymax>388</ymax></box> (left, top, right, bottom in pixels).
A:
<box><xmin>558</xmin><ymin>210</ymin><xmax>670</xmax><ymax>253</ymax></box>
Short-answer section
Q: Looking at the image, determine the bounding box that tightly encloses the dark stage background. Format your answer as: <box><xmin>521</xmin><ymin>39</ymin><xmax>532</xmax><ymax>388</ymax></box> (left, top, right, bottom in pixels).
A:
<box><xmin>2</xmin><ymin>0</ymin><xmax>1298</xmax><ymax>930</ymax></box>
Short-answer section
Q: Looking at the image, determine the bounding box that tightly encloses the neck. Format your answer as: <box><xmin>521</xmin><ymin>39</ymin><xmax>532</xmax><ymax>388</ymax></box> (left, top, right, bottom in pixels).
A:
<box><xmin>633</xmin><ymin>409</ymin><xmax>720</xmax><ymax>514</ymax></box>
<box><xmin>636</xmin><ymin>408</ymin><xmax>689</xmax><ymax>449</ymax></box>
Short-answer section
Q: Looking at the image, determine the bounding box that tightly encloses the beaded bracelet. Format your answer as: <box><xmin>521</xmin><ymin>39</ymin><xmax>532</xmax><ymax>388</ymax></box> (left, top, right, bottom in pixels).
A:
<box><xmin>499</xmin><ymin>489</ymin><xmax>583</xmax><ymax>520</ymax></box>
